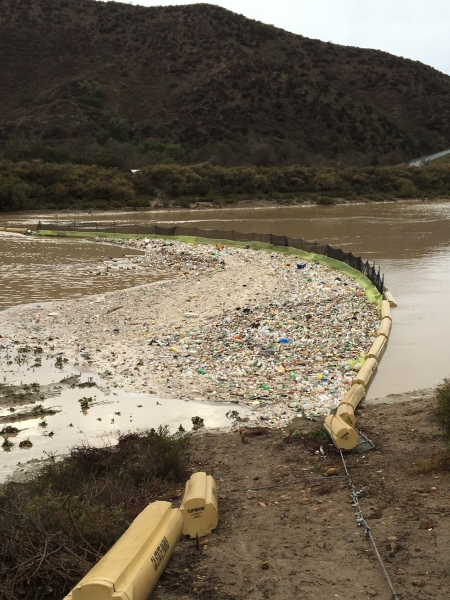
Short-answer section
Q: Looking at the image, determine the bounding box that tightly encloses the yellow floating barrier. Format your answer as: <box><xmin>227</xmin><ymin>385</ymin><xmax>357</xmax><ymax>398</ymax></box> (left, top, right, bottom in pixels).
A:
<box><xmin>180</xmin><ymin>472</ymin><xmax>218</xmax><ymax>538</ymax></box>
<box><xmin>324</xmin><ymin>414</ymin><xmax>359</xmax><ymax>450</ymax></box>
<box><xmin>1</xmin><ymin>227</ymin><xmax>29</xmax><ymax>234</ymax></box>
<box><xmin>383</xmin><ymin>289</ymin><xmax>397</xmax><ymax>307</ymax></box>
<box><xmin>342</xmin><ymin>383</ymin><xmax>366</xmax><ymax>410</ymax></box>
<box><xmin>366</xmin><ymin>335</ymin><xmax>387</xmax><ymax>361</ymax></box>
<box><xmin>353</xmin><ymin>357</ymin><xmax>378</xmax><ymax>388</ymax></box>
<box><xmin>334</xmin><ymin>384</ymin><xmax>366</xmax><ymax>428</ymax></box>
<box><xmin>380</xmin><ymin>299</ymin><xmax>391</xmax><ymax>320</ymax></box>
<box><xmin>328</xmin><ymin>292</ymin><xmax>394</xmax><ymax>450</ymax></box>
<box><xmin>378</xmin><ymin>317</ymin><xmax>392</xmax><ymax>338</ymax></box>
<box><xmin>63</xmin><ymin>501</ymin><xmax>183</xmax><ymax>600</ymax></box>
<box><xmin>336</xmin><ymin>402</ymin><xmax>356</xmax><ymax>427</ymax></box>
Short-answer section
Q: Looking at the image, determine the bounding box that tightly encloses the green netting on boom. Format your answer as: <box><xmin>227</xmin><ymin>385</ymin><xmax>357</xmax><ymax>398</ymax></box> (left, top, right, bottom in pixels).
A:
<box><xmin>36</xmin><ymin>221</ymin><xmax>384</xmax><ymax>304</ymax></box>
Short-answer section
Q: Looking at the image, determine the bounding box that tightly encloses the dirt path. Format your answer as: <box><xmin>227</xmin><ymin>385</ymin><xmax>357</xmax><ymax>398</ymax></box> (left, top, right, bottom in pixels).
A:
<box><xmin>153</xmin><ymin>390</ymin><xmax>449</xmax><ymax>600</ymax></box>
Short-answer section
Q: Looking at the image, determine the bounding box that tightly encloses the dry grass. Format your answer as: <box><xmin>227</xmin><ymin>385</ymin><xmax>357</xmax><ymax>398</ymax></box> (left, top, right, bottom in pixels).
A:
<box><xmin>0</xmin><ymin>426</ymin><xmax>190</xmax><ymax>600</ymax></box>
<box><xmin>417</xmin><ymin>448</ymin><xmax>450</xmax><ymax>474</ymax></box>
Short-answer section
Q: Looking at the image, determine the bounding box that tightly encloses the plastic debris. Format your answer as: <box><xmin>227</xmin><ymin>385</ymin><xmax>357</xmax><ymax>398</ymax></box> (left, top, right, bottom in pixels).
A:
<box><xmin>0</xmin><ymin>237</ymin><xmax>379</xmax><ymax>429</ymax></box>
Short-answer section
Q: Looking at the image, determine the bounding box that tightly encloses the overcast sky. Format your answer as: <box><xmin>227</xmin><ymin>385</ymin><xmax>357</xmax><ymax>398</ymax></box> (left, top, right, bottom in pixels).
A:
<box><xmin>105</xmin><ymin>0</ymin><xmax>450</xmax><ymax>76</ymax></box>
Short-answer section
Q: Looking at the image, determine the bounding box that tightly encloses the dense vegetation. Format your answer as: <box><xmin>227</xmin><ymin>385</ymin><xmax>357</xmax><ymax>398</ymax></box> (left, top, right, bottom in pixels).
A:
<box><xmin>1</xmin><ymin>0</ymin><xmax>450</xmax><ymax>168</ymax></box>
<box><xmin>0</xmin><ymin>427</ymin><xmax>190</xmax><ymax>599</ymax></box>
<box><xmin>1</xmin><ymin>159</ymin><xmax>450</xmax><ymax>211</ymax></box>
<box><xmin>1</xmin><ymin>0</ymin><xmax>450</xmax><ymax>210</ymax></box>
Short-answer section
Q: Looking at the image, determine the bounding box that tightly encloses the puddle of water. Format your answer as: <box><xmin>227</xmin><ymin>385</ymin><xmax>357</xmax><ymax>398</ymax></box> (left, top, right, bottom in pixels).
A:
<box><xmin>0</xmin><ymin>349</ymin><xmax>248</xmax><ymax>482</ymax></box>
<box><xmin>0</xmin><ymin>344</ymin><xmax>86</xmax><ymax>386</ymax></box>
<box><xmin>0</xmin><ymin>390</ymin><xmax>242</xmax><ymax>483</ymax></box>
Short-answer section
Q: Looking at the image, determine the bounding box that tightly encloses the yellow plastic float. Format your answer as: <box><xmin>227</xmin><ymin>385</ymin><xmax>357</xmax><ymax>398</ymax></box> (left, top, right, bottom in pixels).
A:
<box><xmin>324</xmin><ymin>414</ymin><xmax>360</xmax><ymax>450</ymax></box>
<box><xmin>383</xmin><ymin>289</ymin><xmax>397</xmax><ymax>307</ymax></box>
<box><xmin>63</xmin><ymin>501</ymin><xmax>183</xmax><ymax>600</ymax></box>
<box><xmin>366</xmin><ymin>335</ymin><xmax>387</xmax><ymax>361</ymax></box>
<box><xmin>380</xmin><ymin>299</ymin><xmax>392</xmax><ymax>320</ymax></box>
<box><xmin>378</xmin><ymin>317</ymin><xmax>392</xmax><ymax>338</ymax></box>
<box><xmin>180</xmin><ymin>472</ymin><xmax>219</xmax><ymax>538</ymax></box>
<box><xmin>352</xmin><ymin>357</ymin><xmax>378</xmax><ymax>387</ymax></box>
<box><xmin>334</xmin><ymin>384</ymin><xmax>365</xmax><ymax>427</ymax></box>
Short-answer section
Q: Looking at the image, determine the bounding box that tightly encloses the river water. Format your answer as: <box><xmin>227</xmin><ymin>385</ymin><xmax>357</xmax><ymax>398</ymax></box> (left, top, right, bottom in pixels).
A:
<box><xmin>0</xmin><ymin>235</ymin><xmax>162</xmax><ymax>310</ymax></box>
<box><xmin>2</xmin><ymin>200</ymin><xmax>450</xmax><ymax>400</ymax></box>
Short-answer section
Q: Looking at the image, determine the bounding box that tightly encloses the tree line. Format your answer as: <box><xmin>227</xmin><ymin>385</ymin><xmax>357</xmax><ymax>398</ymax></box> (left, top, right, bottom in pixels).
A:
<box><xmin>1</xmin><ymin>159</ymin><xmax>450</xmax><ymax>212</ymax></box>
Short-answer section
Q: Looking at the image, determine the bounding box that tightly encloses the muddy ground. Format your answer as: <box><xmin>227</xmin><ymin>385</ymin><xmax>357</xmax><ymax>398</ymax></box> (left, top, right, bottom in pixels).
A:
<box><xmin>153</xmin><ymin>391</ymin><xmax>450</xmax><ymax>600</ymax></box>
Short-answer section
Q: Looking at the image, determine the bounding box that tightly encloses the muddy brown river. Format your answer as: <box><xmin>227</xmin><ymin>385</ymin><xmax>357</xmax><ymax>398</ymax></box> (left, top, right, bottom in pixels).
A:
<box><xmin>2</xmin><ymin>200</ymin><xmax>450</xmax><ymax>401</ymax></box>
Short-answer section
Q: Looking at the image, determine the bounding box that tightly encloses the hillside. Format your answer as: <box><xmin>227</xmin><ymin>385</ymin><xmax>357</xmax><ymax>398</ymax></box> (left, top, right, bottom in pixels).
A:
<box><xmin>1</xmin><ymin>0</ymin><xmax>450</xmax><ymax>167</ymax></box>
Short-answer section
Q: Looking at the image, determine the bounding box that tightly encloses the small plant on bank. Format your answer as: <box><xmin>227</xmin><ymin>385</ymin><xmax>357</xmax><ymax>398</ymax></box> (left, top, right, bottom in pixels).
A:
<box><xmin>285</xmin><ymin>424</ymin><xmax>331</xmax><ymax>443</ymax></box>
<box><xmin>191</xmin><ymin>415</ymin><xmax>204</xmax><ymax>429</ymax></box>
<box><xmin>435</xmin><ymin>377</ymin><xmax>450</xmax><ymax>442</ymax></box>
<box><xmin>19</xmin><ymin>438</ymin><xmax>33</xmax><ymax>448</ymax></box>
<box><xmin>0</xmin><ymin>425</ymin><xmax>19</xmax><ymax>435</ymax></box>
<box><xmin>308</xmin><ymin>426</ymin><xmax>332</xmax><ymax>442</ymax></box>
<box><xmin>78</xmin><ymin>396</ymin><xmax>94</xmax><ymax>410</ymax></box>
<box><xmin>419</xmin><ymin>378</ymin><xmax>450</xmax><ymax>473</ymax></box>
<box><xmin>2</xmin><ymin>436</ymin><xmax>14</xmax><ymax>449</ymax></box>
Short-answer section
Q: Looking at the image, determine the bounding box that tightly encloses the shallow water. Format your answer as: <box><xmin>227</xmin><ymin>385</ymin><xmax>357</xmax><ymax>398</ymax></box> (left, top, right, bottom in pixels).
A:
<box><xmin>2</xmin><ymin>200</ymin><xmax>450</xmax><ymax>400</ymax></box>
<box><xmin>0</xmin><ymin>234</ymin><xmax>162</xmax><ymax>310</ymax></box>
<box><xmin>0</xmin><ymin>347</ymin><xmax>246</xmax><ymax>482</ymax></box>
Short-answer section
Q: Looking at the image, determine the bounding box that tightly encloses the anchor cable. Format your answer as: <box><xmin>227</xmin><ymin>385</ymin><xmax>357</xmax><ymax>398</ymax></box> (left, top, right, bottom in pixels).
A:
<box><xmin>339</xmin><ymin>449</ymin><xmax>404</xmax><ymax>600</ymax></box>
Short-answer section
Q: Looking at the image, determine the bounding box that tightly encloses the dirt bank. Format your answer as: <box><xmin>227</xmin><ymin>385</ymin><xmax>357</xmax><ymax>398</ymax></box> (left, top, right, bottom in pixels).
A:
<box><xmin>153</xmin><ymin>390</ymin><xmax>449</xmax><ymax>600</ymax></box>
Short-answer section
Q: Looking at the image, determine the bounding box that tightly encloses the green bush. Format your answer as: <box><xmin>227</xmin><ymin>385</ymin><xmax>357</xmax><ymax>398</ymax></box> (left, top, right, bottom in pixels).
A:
<box><xmin>435</xmin><ymin>378</ymin><xmax>450</xmax><ymax>442</ymax></box>
<box><xmin>0</xmin><ymin>174</ymin><xmax>29</xmax><ymax>210</ymax></box>
<box><xmin>308</xmin><ymin>426</ymin><xmax>331</xmax><ymax>442</ymax></box>
<box><xmin>136</xmin><ymin>138</ymin><xmax>185</xmax><ymax>161</ymax></box>
<box><xmin>94</xmin><ymin>149</ymin><xmax>125</xmax><ymax>169</ymax></box>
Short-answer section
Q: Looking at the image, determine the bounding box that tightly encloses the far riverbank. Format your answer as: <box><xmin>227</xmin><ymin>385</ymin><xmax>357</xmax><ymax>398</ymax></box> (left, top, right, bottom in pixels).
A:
<box><xmin>2</xmin><ymin>159</ymin><xmax>450</xmax><ymax>213</ymax></box>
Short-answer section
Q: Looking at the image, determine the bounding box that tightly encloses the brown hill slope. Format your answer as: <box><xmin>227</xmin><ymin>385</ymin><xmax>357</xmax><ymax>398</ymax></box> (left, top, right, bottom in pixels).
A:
<box><xmin>1</xmin><ymin>0</ymin><xmax>450</xmax><ymax>167</ymax></box>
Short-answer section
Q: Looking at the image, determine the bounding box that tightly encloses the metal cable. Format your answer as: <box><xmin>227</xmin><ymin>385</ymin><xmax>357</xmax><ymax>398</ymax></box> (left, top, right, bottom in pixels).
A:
<box><xmin>339</xmin><ymin>450</ymin><xmax>404</xmax><ymax>600</ymax></box>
